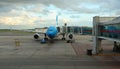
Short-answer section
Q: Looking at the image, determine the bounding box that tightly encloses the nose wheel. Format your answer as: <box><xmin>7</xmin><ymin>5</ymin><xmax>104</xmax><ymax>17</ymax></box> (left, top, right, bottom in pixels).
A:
<box><xmin>44</xmin><ymin>33</ymin><xmax>48</xmax><ymax>40</ymax></box>
<box><xmin>67</xmin><ymin>40</ymin><xmax>71</xmax><ymax>43</ymax></box>
<box><xmin>48</xmin><ymin>38</ymin><xmax>54</xmax><ymax>43</ymax></box>
<box><xmin>44</xmin><ymin>37</ymin><xmax>48</xmax><ymax>40</ymax></box>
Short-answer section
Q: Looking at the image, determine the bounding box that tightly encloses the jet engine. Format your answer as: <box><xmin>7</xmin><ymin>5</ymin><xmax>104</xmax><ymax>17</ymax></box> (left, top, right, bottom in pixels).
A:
<box><xmin>33</xmin><ymin>33</ymin><xmax>40</xmax><ymax>39</ymax></box>
<box><xmin>66</xmin><ymin>33</ymin><xmax>75</xmax><ymax>43</ymax></box>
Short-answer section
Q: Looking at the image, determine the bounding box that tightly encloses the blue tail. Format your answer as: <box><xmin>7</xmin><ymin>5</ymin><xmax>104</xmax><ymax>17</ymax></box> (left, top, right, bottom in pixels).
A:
<box><xmin>56</xmin><ymin>15</ymin><xmax>58</xmax><ymax>26</ymax></box>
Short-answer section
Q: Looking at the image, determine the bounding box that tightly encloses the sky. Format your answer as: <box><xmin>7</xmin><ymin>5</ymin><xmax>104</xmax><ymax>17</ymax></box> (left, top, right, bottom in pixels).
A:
<box><xmin>0</xmin><ymin>0</ymin><xmax>120</xmax><ymax>29</ymax></box>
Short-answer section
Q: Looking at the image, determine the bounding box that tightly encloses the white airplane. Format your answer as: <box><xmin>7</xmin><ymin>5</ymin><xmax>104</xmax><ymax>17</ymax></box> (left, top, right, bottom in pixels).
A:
<box><xmin>33</xmin><ymin>15</ymin><xmax>74</xmax><ymax>43</ymax></box>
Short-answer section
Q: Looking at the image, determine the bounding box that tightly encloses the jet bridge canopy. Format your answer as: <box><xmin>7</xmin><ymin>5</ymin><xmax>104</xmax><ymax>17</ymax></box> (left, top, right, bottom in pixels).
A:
<box><xmin>92</xmin><ymin>16</ymin><xmax>120</xmax><ymax>54</ymax></box>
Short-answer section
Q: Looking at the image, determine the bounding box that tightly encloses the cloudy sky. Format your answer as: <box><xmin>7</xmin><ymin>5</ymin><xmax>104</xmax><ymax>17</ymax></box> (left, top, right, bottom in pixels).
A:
<box><xmin>0</xmin><ymin>0</ymin><xmax>120</xmax><ymax>29</ymax></box>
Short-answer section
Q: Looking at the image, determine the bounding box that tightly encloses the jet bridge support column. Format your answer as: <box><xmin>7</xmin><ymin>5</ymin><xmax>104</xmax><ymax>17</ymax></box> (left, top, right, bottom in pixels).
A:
<box><xmin>64</xmin><ymin>23</ymin><xmax>67</xmax><ymax>37</ymax></box>
<box><xmin>62</xmin><ymin>23</ymin><xmax>67</xmax><ymax>40</ymax></box>
<box><xmin>92</xmin><ymin>16</ymin><xmax>102</xmax><ymax>54</ymax></box>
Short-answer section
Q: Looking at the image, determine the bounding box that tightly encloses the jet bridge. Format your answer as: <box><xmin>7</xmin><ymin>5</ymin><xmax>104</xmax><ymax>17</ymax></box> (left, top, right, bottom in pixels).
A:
<box><xmin>92</xmin><ymin>16</ymin><xmax>120</xmax><ymax>54</ymax></box>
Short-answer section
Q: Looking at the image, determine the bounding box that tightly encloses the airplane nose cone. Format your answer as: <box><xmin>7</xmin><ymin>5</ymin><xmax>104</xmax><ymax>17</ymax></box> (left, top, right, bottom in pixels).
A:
<box><xmin>46</xmin><ymin>26</ymin><xmax>58</xmax><ymax>39</ymax></box>
<box><xmin>47</xmin><ymin>32</ymin><xmax>55</xmax><ymax>39</ymax></box>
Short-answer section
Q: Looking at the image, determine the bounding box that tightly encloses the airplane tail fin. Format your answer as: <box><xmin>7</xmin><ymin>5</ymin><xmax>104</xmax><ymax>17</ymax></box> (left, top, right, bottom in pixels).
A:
<box><xmin>56</xmin><ymin>15</ymin><xmax>58</xmax><ymax>27</ymax></box>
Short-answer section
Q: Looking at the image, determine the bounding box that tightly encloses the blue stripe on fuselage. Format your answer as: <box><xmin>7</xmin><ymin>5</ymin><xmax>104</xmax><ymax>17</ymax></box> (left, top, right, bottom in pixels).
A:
<box><xmin>46</xmin><ymin>26</ymin><xmax>58</xmax><ymax>39</ymax></box>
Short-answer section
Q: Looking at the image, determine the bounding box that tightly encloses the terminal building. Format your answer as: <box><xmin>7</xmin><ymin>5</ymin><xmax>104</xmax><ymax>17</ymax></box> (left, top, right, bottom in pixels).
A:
<box><xmin>34</xmin><ymin>25</ymin><xmax>92</xmax><ymax>35</ymax></box>
<box><xmin>62</xmin><ymin>26</ymin><xmax>92</xmax><ymax>35</ymax></box>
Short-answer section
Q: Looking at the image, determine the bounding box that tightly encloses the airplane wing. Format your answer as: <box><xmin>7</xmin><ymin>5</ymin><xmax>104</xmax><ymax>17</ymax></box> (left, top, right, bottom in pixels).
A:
<box><xmin>33</xmin><ymin>28</ymin><xmax>47</xmax><ymax>33</ymax></box>
<box><xmin>33</xmin><ymin>28</ymin><xmax>47</xmax><ymax>40</ymax></box>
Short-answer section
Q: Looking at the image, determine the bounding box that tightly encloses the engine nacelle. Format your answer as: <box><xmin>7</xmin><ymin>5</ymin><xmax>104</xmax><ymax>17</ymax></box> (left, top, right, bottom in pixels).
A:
<box><xmin>66</xmin><ymin>33</ymin><xmax>75</xmax><ymax>43</ymax></box>
<box><xmin>33</xmin><ymin>33</ymin><xmax>40</xmax><ymax>39</ymax></box>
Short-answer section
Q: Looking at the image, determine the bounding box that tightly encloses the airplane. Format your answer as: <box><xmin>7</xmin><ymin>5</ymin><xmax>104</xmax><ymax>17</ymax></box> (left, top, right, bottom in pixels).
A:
<box><xmin>33</xmin><ymin>15</ymin><xmax>74</xmax><ymax>43</ymax></box>
<box><xmin>33</xmin><ymin>26</ymin><xmax>67</xmax><ymax>43</ymax></box>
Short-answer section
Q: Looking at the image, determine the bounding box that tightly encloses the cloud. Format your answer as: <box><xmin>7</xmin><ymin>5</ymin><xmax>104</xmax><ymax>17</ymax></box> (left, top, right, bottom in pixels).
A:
<box><xmin>0</xmin><ymin>6</ymin><xmax>65</xmax><ymax>29</ymax></box>
<box><xmin>1</xmin><ymin>0</ymin><xmax>120</xmax><ymax>14</ymax></box>
<box><xmin>0</xmin><ymin>0</ymin><xmax>120</xmax><ymax>29</ymax></box>
<box><xmin>0</xmin><ymin>16</ymin><xmax>37</xmax><ymax>25</ymax></box>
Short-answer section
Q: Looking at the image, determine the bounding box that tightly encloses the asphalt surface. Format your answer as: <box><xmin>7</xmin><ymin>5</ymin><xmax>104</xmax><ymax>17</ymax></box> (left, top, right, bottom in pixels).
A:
<box><xmin>0</xmin><ymin>35</ymin><xmax>120</xmax><ymax>69</ymax></box>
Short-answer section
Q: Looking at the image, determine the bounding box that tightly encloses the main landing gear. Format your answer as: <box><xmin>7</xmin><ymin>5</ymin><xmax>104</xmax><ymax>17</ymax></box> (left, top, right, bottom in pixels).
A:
<box><xmin>62</xmin><ymin>33</ymin><xmax>66</xmax><ymax>40</ymax></box>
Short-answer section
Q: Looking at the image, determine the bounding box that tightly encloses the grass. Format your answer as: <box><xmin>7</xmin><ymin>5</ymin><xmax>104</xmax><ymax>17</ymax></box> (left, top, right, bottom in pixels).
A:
<box><xmin>0</xmin><ymin>29</ymin><xmax>34</xmax><ymax>35</ymax></box>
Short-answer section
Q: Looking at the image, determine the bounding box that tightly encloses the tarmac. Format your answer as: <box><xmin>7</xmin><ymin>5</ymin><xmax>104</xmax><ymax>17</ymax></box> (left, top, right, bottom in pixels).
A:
<box><xmin>0</xmin><ymin>34</ymin><xmax>120</xmax><ymax>69</ymax></box>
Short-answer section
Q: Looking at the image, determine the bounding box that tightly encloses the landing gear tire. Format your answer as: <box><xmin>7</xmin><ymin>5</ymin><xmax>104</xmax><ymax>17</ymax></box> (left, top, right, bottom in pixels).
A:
<box><xmin>67</xmin><ymin>40</ymin><xmax>70</xmax><ymax>43</ymax></box>
<box><xmin>49</xmin><ymin>39</ymin><xmax>54</xmax><ymax>43</ymax></box>
<box><xmin>62</xmin><ymin>38</ymin><xmax>66</xmax><ymax>40</ymax></box>
<box><xmin>67</xmin><ymin>40</ymin><xmax>73</xmax><ymax>43</ymax></box>
<box><xmin>50</xmin><ymin>40</ymin><xmax>54</xmax><ymax>43</ymax></box>
<box><xmin>44</xmin><ymin>38</ymin><xmax>48</xmax><ymax>41</ymax></box>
